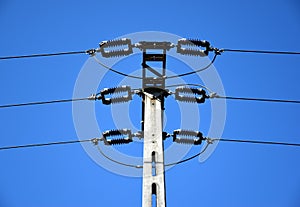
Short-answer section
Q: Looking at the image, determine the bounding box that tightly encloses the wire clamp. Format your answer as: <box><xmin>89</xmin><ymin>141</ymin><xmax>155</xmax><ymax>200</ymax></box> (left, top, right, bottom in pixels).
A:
<box><xmin>85</xmin><ymin>48</ymin><xmax>97</xmax><ymax>56</ymax></box>
<box><xmin>209</xmin><ymin>92</ymin><xmax>219</xmax><ymax>99</ymax></box>
<box><xmin>205</xmin><ymin>137</ymin><xmax>215</xmax><ymax>145</ymax></box>
<box><xmin>88</xmin><ymin>94</ymin><xmax>102</xmax><ymax>101</ymax></box>
<box><xmin>212</xmin><ymin>47</ymin><xmax>223</xmax><ymax>55</ymax></box>
<box><xmin>91</xmin><ymin>138</ymin><xmax>102</xmax><ymax>145</ymax></box>
<box><xmin>133</xmin><ymin>131</ymin><xmax>143</xmax><ymax>140</ymax></box>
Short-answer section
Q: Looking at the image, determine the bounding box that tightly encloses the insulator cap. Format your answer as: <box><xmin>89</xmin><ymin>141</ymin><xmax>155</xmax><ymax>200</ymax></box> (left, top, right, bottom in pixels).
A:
<box><xmin>99</xmin><ymin>38</ymin><xmax>133</xmax><ymax>58</ymax></box>
<box><xmin>101</xmin><ymin>85</ymin><xmax>132</xmax><ymax>105</ymax></box>
<box><xmin>175</xmin><ymin>87</ymin><xmax>207</xmax><ymax>103</ymax></box>
<box><xmin>177</xmin><ymin>38</ymin><xmax>211</xmax><ymax>56</ymax></box>
<box><xmin>102</xmin><ymin>129</ymin><xmax>133</xmax><ymax>145</ymax></box>
<box><xmin>173</xmin><ymin>129</ymin><xmax>204</xmax><ymax>145</ymax></box>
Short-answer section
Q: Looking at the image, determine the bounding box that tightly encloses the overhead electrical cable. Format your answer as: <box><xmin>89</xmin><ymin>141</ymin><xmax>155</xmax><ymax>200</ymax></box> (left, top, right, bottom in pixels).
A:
<box><xmin>210</xmin><ymin>138</ymin><xmax>300</xmax><ymax>147</ymax></box>
<box><xmin>222</xmin><ymin>48</ymin><xmax>300</xmax><ymax>55</ymax></box>
<box><xmin>1</xmin><ymin>137</ymin><xmax>300</xmax><ymax>151</ymax></box>
<box><xmin>0</xmin><ymin>97</ymin><xmax>93</xmax><ymax>109</ymax></box>
<box><xmin>1</xmin><ymin>92</ymin><xmax>300</xmax><ymax>110</ymax></box>
<box><xmin>1</xmin><ymin>137</ymin><xmax>300</xmax><ymax>169</ymax></box>
<box><xmin>167</xmin><ymin>83</ymin><xmax>300</xmax><ymax>105</ymax></box>
<box><xmin>1</xmin><ymin>47</ymin><xmax>300</xmax><ymax>61</ymax></box>
<box><xmin>92</xmin><ymin>56</ymin><xmax>143</xmax><ymax>79</ymax></box>
<box><xmin>212</xmin><ymin>95</ymin><xmax>300</xmax><ymax>104</ymax></box>
<box><xmin>0</xmin><ymin>139</ymin><xmax>92</xmax><ymax>150</ymax></box>
<box><xmin>0</xmin><ymin>51</ymin><xmax>88</xmax><ymax>60</ymax></box>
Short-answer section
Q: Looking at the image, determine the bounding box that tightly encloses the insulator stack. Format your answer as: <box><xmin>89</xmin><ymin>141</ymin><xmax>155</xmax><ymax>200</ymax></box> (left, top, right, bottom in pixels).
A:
<box><xmin>177</xmin><ymin>38</ymin><xmax>212</xmax><ymax>56</ymax></box>
<box><xmin>101</xmin><ymin>85</ymin><xmax>132</xmax><ymax>105</ymax></box>
<box><xmin>175</xmin><ymin>87</ymin><xmax>207</xmax><ymax>103</ymax></box>
<box><xmin>187</xmin><ymin>38</ymin><xmax>213</xmax><ymax>55</ymax></box>
<box><xmin>173</xmin><ymin>129</ymin><xmax>204</xmax><ymax>145</ymax></box>
<box><xmin>99</xmin><ymin>38</ymin><xmax>133</xmax><ymax>58</ymax></box>
<box><xmin>102</xmin><ymin>129</ymin><xmax>133</xmax><ymax>145</ymax></box>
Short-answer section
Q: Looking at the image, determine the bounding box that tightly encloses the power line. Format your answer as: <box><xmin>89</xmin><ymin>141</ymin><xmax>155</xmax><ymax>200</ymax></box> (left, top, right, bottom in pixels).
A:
<box><xmin>0</xmin><ymin>51</ymin><xmax>87</xmax><ymax>60</ymax></box>
<box><xmin>213</xmin><ymin>95</ymin><xmax>300</xmax><ymax>104</ymax></box>
<box><xmin>0</xmin><ymin>139</ymin><xmax>92</xmax><ymax>151</ymax></box>
<box><xmin>1</xmin><ymin>47</ymin><xmax>299</xmax><ymax>61</ymax></box>
<box><xmin>165</xmin><ymin>138</ymin><xmax>300</xmax><ymax>166</ymax></box>
<box><xmin>0</xmin><ymin>97</ymin><xmax>91</xmax><ymax>109</ymax></box>
<box><xmin>165</xmin><ymin>137</ymin><xmax>300</xmax><ymax>166</ymax></box>
<box><xmin>222</xmin><ymin>48</ymin><xmax>300</xmax><ymax>55</ymax></box>
<box><xmin>2</xmin><ymin>92</ymin><xmax>300</xmax><ymax>110</ymax></box>
<box><xmin>167</xmin><ymin>83</ymin><xmax>300</xmax><ymax>104</ymax></box>
<box><xmin>1</xmin><ymin>136</ymin><xmax>300</xmax><ymax>151</ymax></box>
<box><xmin>212</xmin><ymin>138</ymin><xmax>300</xmax><ymax>147</ymax></box>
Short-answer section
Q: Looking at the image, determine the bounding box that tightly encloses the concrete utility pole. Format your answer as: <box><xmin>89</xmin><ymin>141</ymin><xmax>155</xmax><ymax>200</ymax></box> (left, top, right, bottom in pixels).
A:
<box><xmin>142</xmin><ymin>92</ymin><xmax>166</xmax><ymax>207</ymax></box>
<box><xmin>140</xmin><ymin>42</ymin><xmax>171</xmax><ymax>207</ymax></box>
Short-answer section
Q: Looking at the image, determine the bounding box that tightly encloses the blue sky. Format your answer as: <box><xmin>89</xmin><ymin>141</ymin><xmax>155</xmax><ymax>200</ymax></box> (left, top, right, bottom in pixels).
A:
<box><xmin>1</xmin><ymin>0</ymin><xmax>300</xmax><ymax>207</ymax></box>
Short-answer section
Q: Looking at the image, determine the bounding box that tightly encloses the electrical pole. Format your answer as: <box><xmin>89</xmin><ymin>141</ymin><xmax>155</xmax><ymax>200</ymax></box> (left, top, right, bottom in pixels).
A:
<box><xmin>139</xmin><ymin>42</ymin><xmax>171</xmax><ymax>207</ymax></box>
<box><xmin>96</xmin><ymin>38</ymin><xmax>212</xmax><ymax>207</ymax></box>
<box><xmin>142</xmin><ymin>92</ymin><xmax>166</xmax><ymax>207</ymax></box>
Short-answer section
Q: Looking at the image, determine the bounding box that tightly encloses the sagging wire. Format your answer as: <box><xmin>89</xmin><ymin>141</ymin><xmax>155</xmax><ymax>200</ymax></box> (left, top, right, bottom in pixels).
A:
<box><xmin>92</xmin><ymin>130</ymin><xmax>143</xmax><ymax>169</ymax></box>
<box><xmin>164</xmin><ymin>141</ymin><xmax>211</xmax><ymax>167</ymax></box>
<box><xmin>92</xmin><ymin>53</ymin><xmax>218</xmax><ymax>80</ymax></box>
<box><xmin>95</xmin><ymin>144</ymin><xmax>143</xmax><ymax>169</ymax></box>
<box><xmin>165</xmin><ymin>53</ymin><xmax>218</xmax><ymax>79</ymax></box>
<box><xmin>92</xmin><ymin>55</ymin><xmax>143</xmax><ymax>79</ymax></box>
<box><xmin>92</xmin><ymin>137</ymin><xmax>213</xmax><ymax>168</ymax></box>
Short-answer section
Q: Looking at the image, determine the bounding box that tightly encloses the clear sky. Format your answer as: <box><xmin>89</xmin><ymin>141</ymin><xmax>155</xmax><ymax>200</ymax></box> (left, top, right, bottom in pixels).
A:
<box><xmin>1</xmin><ymin>0</ymin><xmax>300</xmax><ymax>207</ymax></box>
